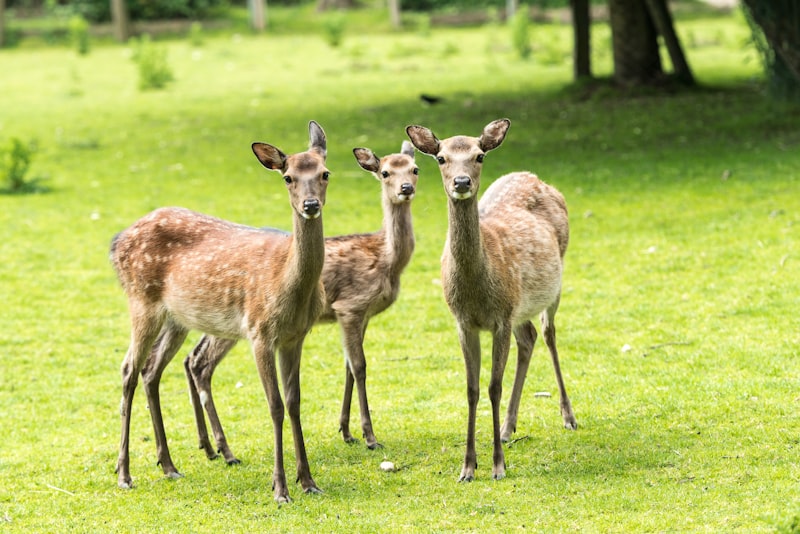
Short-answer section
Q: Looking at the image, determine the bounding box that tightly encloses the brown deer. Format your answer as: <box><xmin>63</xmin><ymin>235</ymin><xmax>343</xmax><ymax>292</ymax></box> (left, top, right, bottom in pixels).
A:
<box><xmin>406</xmin><ymin>119</ymin><xmax>577</xmax><ymax>482</ymax></box>
<box><xmin>184</xmin><ymin>141</ymin><xmax>418</xmax><ymax>463</ymax></box>
<box><xmin>110</xmin><ymin>121</ymin><xmax>329</xmax><ymax>503</ymax></box>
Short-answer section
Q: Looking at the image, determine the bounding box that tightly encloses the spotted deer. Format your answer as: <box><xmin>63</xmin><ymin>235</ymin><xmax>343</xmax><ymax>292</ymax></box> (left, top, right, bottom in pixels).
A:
<box><xmin>406</xmin><ymin>119</ymin><xmax>577</xmax><ymax>482</ymax></box>
<box><xmin>184</xmin><ymin>141</ymin><xmax>418</xmax><ymax>462</ymax></box>
<box><xmin>110</xmin><ymin>121</ymin><xmax>329</xmax><ymax>503</ymax></box>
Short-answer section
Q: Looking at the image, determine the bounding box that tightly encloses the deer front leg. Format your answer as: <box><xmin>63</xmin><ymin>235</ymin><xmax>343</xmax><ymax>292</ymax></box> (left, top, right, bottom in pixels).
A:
<box><xmin>339</xmin><ymin>315</ymin><xmax>380</xmax><ymax>449</ymax></box>
<box><xmin>252</xmin><ymin>339</ymin><xmax>290</xmax><ymax>503</ymax></box>
<box><xmin>279</xmin><ymin>342</ymin><xmax>322</xmax><ymax>496</ymax></box>
<box><xmin>501</xmin><ymin>321</ymin><xmax>537</xmax><ymax>442</ymax></box>
<box><xmin>141</xmin><ymin>322</ymin><xmax>189</xmax><ymax>479</ymax></box>
<box><xmin>457</xmin><ymin>325</ymin><xmax>481</xmax><ymax>482</ymax></box>
<box><xmin>541</xmin><ymin>302</ymin><xmax>577</xmax><ymax>430</ymax></box>
<box><xmin>186</xmin><ymin>335</ymin><xmax>241</xmax><ymax>464</ymax></box>
<box><xmin>489</xmin><ymin>325</ymin><xmax>512</xmax><ymax>480</ymax></box>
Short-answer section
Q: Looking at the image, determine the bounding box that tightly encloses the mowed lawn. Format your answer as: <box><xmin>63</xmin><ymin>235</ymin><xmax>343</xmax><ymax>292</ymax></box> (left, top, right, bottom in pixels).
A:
<box><xmin>1</xmin><ymin>10</ymin><xmax>799</xmax><ymax>532</ymax></box>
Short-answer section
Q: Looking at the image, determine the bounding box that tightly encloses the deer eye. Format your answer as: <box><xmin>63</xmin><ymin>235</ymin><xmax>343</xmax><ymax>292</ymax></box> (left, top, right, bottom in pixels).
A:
<box><xmin>322</xmin><ymin>171</ymin><xmax>330</xmax><ymax>181</ymax></box>
<box><xmin>381</xmin><ymin>171</ymin><xmax>389</xmax><ymax>178</ymax></box>
<box><xmin>476</xmin><ymin>154</ymin><xmax>485</xmax><ymax>163</ymax></box>
<box><xmin>413</xmin><ymin>167</ymin><xmax>419</xmax><ymax>175</ymax></box>
<box><xmin>284</xmin><ymin>175</ymin><xmax>292</xmax><ymax>184</ymax></box>
<box><xmin>436</xmin><ymin>156</ymin><xmax>445</xmax><ymax>165</ymax></box>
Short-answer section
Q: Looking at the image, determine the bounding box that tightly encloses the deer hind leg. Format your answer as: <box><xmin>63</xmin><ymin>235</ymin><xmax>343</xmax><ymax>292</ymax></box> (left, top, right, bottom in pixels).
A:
<box><xmin>541</xmin><ymin>297</ymin><xmax>577</xmax><ymax>430</ymax></box>
<box><xmin>501</xmin><ymin>321</ymin><xmax>537</xmax><ymax>442</ymax></box>
<box><xmin>185</xmin><ymin>335</ymin><xmax>240</xmax><ymax>464</ymax></box>
<box><xmin>279</xmin><ymin>341</ymin><xmax>321</xmax><ymax>496</ymax></box>
<box><xmin>457</xmin><ymin>325</ymin><xmax>481</xmax><ymax>482</ymax></box>
<box><xmin>117</xmin><ymin>302</ymin><xmax>165</xmax><ymax>489</ymax></box>
<box><xmin>338</xmin><ymin>315</ymin><xmax>380</xmax><ymax>449</ymax></box>
<box><xmin>140</xmin><ymin>318</ymin><xmax>189</xmax><ymax>479</ymax></box>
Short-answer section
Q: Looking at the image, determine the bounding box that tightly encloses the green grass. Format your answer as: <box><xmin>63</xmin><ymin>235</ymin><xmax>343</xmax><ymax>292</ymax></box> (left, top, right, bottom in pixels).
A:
<box><xmin>1</xmin><ymin>9</ymin><xmax>799</xmax><ymax>533</ymax></box>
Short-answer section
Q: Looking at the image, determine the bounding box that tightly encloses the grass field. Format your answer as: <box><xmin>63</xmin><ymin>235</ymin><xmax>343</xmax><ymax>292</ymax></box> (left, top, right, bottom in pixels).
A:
<box><xmin>1</xmin><ymin>7</ymin><xmax>799</xmax><ymax>532</ymax></box>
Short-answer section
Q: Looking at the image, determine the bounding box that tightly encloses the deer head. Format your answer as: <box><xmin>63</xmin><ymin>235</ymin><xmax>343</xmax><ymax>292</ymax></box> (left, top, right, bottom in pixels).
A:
<box><xmin>406</xmin><ymin>119</ymin><xmax>510</xmax><ymax>201</ymax></box>
<box><xmin>252</xmin><ymin>120</ymin><xmax>330</xmax><ymax>219</ymax></box>
<box><xmin>353</xmin><ymin>141</ymin><xmax>418</xmax><ymax>205</ymax></box>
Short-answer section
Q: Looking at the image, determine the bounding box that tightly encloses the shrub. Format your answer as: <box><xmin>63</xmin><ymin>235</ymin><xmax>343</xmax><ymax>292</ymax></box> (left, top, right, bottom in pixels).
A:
<box><xmin>510</xmin><ymin>4</ymin><xmax>531</xmax><ymax>60</ymax></box>
<box><xmin>321</xmin><ymin>13</ymin><xmax>346</xmax><ymax>48</ymax></box>
<box><xmin>69</xmin><ymin>15</ymin><xmax>91</xmax><ymax>56</ymax></box>
<box><xmin>130</xmin><ymin>35</ymin><xmax>175</xmax><ymax>91</ymax></box>
<box><xmin>0</xmin><ymin>138</ymin><xmax>40</xmax><ymax>193</ymax></box>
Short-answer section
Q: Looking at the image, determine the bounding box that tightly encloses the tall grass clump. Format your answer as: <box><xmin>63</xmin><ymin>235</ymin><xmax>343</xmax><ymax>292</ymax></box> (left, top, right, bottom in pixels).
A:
<box><xmin>322</xmin><ymin>12</ymin><xmax>346</xmax><ymax>47</ymax></box>
<box><xmin>0</xmin><ymin>137</ymin><xmax>41</xmax><ymax>193</ymax></box>
<box><xmin>130</xmin><ymin>34</ymin><xmax>174</xmax><ymax>90</ymax></box>
<box><xmin>68</xmin><ymin>15</ymin><xmax>91</xmax><ymax>55</ymax></box>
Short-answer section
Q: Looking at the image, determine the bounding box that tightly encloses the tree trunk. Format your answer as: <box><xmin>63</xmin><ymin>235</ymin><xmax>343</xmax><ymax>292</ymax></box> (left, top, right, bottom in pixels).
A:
<box><xmin>388</xmin><ymin>0</ymin><xmax>400</xmax><ymax>29</ymax></box>
<box><xmin>317</xmin><ymin>0</ymin><xmax>356</xmax><ymax>10</ymax></box>
<box><xmin>570</xmin><ymin>0</ymin><xmax>591</xmax><ymax>80</ymax></box>
<box><xmin>608</xmin><ymin>0</ymin><xmax>662</xmax><ymax>86</ymax></box>
<box><xmin>110</xmin><ymin>0</ymin><xmax>130</xmax><ymax>42</ymax></box>
<box><xmin>644</xmin><ymin>0</ymin><xmax>695</xmax><ymax>85</ymax></box>
<box><xmin>741</xmin><ymin>0</ymin><xmax>800</xmax><ymax>85</ymax></box>
<box><xmin>0</xmin><ymin>0</ymin><xmax>6</xmax><ymax>48</ymax></box>
<box><xmin>506</xmin><ymin>0</ymin><xmax>518</xmax><ymax>20</ymax></box>
<box><xmin>249</xmin><ymin>0</ymin><xmax>266</xmax><ymax>32</ymax></box>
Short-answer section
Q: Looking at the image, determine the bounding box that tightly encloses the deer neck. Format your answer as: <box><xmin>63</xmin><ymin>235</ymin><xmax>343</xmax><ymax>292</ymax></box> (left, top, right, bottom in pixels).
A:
<box><xmin>382</xmin><ymin>198</ymin><xmax>415</xmax><ymax>275</ymax></box>
<box><xmin>284</xmin><ymin>213</ymin><xmax>325</xmax><ymax>296</ymax></box>
<box><xmin>445</xmin><ymin>196</ymin><xmax>487</xmax><ymax>283</ymax></box>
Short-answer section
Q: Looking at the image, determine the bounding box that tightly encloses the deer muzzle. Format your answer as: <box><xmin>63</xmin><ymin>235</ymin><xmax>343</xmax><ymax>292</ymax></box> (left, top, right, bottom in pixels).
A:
<box><xmin>451</xmin><ymin>176</ymin><xmax>473</xmax><ymax>200</ymax></box>
<box><xmin>302</xmin><ymin>199</ymin><xmax>322</xmax><ymax>219</ymax></box>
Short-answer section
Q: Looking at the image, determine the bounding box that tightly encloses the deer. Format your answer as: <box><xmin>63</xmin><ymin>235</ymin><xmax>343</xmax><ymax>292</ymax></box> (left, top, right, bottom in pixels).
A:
<box><xmin>183</xmin><ymin>141</ymin><xmax>419</xmax><ymax>464</ymax></box>
<box><xmin>405</xmin><ymin>118</ymin><xmax>577</xmax><ymax>482</ymax></box>
<box><xmin>110</xmin><ymin>121</ymin><xmax>329</xmax><ymax>503</ymax></box>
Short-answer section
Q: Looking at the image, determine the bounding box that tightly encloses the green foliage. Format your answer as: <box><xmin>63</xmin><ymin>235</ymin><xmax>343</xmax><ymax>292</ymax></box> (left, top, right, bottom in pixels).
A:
<box><xmin>68</xmin><ymin>15</ymin><xmax>91</xmax><ymax>55</ymax></box>
<box><xmin>129</xmin><ymin>34</ymin><xmax>175</xmax><ymax>90</ymax></box>
<box><xmin>742</xmin><ymin>3</ymin><xmax>800</xmax><ymax>101</ymax></box>
<box><xmin>0</xmin><ymin>137</ymin><xmax>42</xmax><ymax>193</ymax></box>
<box><xmin>71</xmin><ymin>0</ymin><xmax>228</xmax><ymax>23</ymax></box>
<box><xmin>510</xmin><ymin>5</ymin><xmax>531</xmax><ymax>60</ymax></box>
<box><xmin>0</xmin><ymin>12</ymin><xmax>798</xmax><ymax>532</ymax></box>
<box><xmin>189</xmin><ymin>21</ymin><xmax>204</xmax><ymax>47</ymax></box>
<box><xmin>321</xmin><ymin>12</ymin><xmax>346</xmax><ymax>48</ymax></box>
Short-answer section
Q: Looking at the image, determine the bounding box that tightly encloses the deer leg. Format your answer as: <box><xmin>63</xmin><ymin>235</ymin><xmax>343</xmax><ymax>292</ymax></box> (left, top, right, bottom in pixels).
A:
<box><xmin>186</xmin><ymin>335</ymin><xmax>241</xmax><ymax>464</ymax></box>
<box><xmin>279</xmin><ymin>342</ymin><xmax>322</xmax><ymax>496</ymax></box>
<box><xmin>141</xmin><ymin>320</ymin><xmax>189</xmax><ymax>479</ymax></box>
<box><xmin>488</xmin><ymin>325</ymin><xmax>512</xmax><ymax>480</ymax></box>
<box><xmin>339</xmin><ymin>315</ymin><xmax>380</xmax><ymax>449</ymax></box>
<box><xmin>117</xmin><ymin>304</ymin><xmax>164</xmax><ymax>489</ymax></box>
<box><xmin>501</xmin><ymin>321</ymin><xmax>537</xmax><ymax>442</ymax></box>
<box><xmin>251</xmin><ymin>338</ymin><xmax>290</xmax><ymax>503</ymax></box>
<box><xmin>339</xmin><ymin>364</ymin><xmax>357</xmax><ymax>444</ymax></box>
<box><xmin>457</xmin><ymin>325</ymin><xmax>481</xmax><ymax>482</ymax></box>
<box><xmin>541</xmin><ymin>299</ymin><xmax>577</xmax><ymax>430</ymax></box>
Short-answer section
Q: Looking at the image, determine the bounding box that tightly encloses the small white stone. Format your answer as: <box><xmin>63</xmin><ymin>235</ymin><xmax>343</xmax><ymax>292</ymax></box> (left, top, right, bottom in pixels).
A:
<box><xmin>380</xmin><ymin>461</ymin><xmax>395</xmax><ymax>472</ymax></box>
<box><xmin>621</xmin><ymin>344</ymin><xmax>632</xmax><ymax>353</ymax></box>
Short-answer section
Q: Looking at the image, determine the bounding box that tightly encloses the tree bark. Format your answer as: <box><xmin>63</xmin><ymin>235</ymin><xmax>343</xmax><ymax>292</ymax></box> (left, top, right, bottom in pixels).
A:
<box><xmin>110</xmin><ymin>0</ymin><xmax>130</xmax><ymax>42</ymax></box>
<box><xmin>741</xmin><ymin>0</ymin><xmax>800</xmax><ymax>84</ymax></box>
<box><xmin>388</xmin><ymin>0</ymin><xmax>400</xmax><ymax>29</ymax></box>
<box><xmin>249</xmin><ymin>0</ymin><xmax>266</xmax><ymax>32</ymax></box>
<box><xmin>0</xmin><ymin>0</ymin><xmax>6</xmax><ymax>48</ymax></box>
<box><xmin>644</xmin><ymin>0</ymin><xmax>695</xmax><ymax>85</ymax></box>
<box><xmin>608</xmin><ymin>0</ymin><xmax>662</xmax><ymax>86</ymax></box>
<box><xmin>570</xmin><ymin>0</ymin><xmax>591</xmax><ymax>80</ymax></box>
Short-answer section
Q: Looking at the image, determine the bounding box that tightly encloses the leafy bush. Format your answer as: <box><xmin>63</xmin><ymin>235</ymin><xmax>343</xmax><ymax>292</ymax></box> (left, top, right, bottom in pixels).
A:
<box><xmin>68</xmin><ymin>15</ymin><xmax>91</xmax><ymax>55</ymax></box>
<box><xmin>321</xmin><ymin>13</ymin><xmax>346</xmax><ymax>48</ymax></box>
<box><xmin>0</xmin><ymin>138</ymin><xmax>41</xmax><ymax>193</ymax></box>
<box><xmin>130</xmin><ymin>35</ymin><xmax>174</xmax><ymax>90</ymax></box>
<box><xmin>510</xmin><ymin>4</ymin><xmax>531</xmax><ymax>60</ymax></box>
<box><xmin>70</xmin><ymin>0</ymin><xmax>228</xmax><ymax>23</ymax></box>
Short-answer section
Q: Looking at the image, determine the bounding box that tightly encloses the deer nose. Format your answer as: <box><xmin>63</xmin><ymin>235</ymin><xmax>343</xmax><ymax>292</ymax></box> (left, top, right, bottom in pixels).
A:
<box><xmin>302</xmin><ymin>199</ymin><xmax>321</xmax><ymax>219</ymax></box>
<box><xmin>401</xmin><ymin>183</ymin><xmax>415</xmax><ymax>196</ymax></box>
<box><xmin>453</xmin><ymin>176</ymin><xmax>471</xmax><ymax>194</ymax></box>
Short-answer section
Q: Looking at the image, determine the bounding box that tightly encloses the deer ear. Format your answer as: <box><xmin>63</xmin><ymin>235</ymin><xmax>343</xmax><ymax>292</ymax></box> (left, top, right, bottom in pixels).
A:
<box><xmin>252</xmin><ymin>142</ymin><xmax>288</xmax><ymax>171</ymax></box>
<box><xmin>406</xmin><ymin>125</ymin><xmax>440</xmax><ymax>156</ymax></box>
<box><xmin>479</xmin><ymin>118</ymin><xmax>511</xmax><ymax>152</ymax></box>
<box><xmin>308</xmin><ymin>120</ymin><xmax>327</xmax><ymax>159</ymax></box>
<box><xmin>400</xmin><ymin>140</ymin><xmax>416</xmax><ymax>160</ymax></box>
<box><xmin>353</xmin><ymin>148</ymin><xmax>381</xmax><ymax>174</ymax></box>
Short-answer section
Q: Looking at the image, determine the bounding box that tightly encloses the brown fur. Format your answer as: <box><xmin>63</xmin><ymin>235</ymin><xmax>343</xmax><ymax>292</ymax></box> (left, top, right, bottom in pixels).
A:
<box><xmin>112</xmin><ymin>121</ymin><xmax>329</xmax><ymax>503</ymax></box>
<box><xmin>406</xmin><ymin>119</ymin><xmax>577</xmax><ymax>483</ymax></box>
<box><xmin>184</xmin><ymin>142</ymin><xmax>418</xmax><ymax>462</ymax></box>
